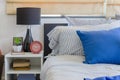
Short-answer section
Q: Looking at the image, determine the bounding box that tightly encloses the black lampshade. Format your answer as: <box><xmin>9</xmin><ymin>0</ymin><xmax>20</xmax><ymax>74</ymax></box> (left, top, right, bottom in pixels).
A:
<box><xmin>16</xmin><ymin>7</ymin><xmax>41</xmax><ymax>52</ymax></box>
<box><xmin>17</xmin><ymin>7</ymin><xmax>40</xmax><ymax>25</ymax></box>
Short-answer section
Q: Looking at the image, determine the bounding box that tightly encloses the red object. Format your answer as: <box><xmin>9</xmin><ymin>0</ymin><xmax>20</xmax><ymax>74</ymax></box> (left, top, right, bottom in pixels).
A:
<box><xmin>30</xmin><ymin>41</ymin><xmax>42</xmax><ymax>54</ymax></box>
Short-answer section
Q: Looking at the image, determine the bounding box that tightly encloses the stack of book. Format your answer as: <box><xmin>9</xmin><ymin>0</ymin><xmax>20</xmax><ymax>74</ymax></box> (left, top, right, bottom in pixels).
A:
<box><xmin>12</xmin><ymin>59</ymin><xmax>30</xmax><ymax>70</ymax></box>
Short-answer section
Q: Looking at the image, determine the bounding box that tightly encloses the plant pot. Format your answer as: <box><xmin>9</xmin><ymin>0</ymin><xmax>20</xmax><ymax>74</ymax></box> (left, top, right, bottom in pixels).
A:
<box><xmin>13</xmin><ymin>45</ymin><xmax>22</xmax><ymax>52</ymax></box>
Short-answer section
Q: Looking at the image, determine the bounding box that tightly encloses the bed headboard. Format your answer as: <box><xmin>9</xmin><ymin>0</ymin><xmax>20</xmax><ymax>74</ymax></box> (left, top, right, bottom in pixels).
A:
<box><xmin>44</xmin><ymin>23</ymin><xmax>68</xmax><ymax>58</ymax></box>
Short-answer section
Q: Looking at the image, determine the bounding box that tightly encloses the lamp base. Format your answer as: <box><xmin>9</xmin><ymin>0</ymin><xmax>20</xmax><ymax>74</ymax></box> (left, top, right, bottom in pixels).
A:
<box><xmin>23</xmin><ymin>26</ymin><xmax>33</xmax><ymax>52</ymax></box>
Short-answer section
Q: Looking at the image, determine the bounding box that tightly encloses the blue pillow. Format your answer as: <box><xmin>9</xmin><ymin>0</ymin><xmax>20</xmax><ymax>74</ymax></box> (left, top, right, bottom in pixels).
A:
<box><xmin>76</xmin><ymin>27</ymin><xmax>120</xmax><ymax>64</ymax></box>
<box><xmin>84</xmin><ymin>75</ymin><xmax>120</xmax><ymax>80</ymax></box>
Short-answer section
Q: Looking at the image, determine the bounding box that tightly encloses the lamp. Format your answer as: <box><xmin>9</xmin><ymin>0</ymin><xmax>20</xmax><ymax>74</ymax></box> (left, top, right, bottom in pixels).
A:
<box><xmin>17</xmin><ymin>7</ymin><xmax>41</xmax><ymax>52</ymax></box>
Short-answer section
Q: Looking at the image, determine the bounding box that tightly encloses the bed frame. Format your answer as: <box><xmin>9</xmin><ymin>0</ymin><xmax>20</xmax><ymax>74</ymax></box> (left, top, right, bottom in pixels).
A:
<box><xmin>44</xmin><ymin>23</ymin><xmax>68</xmax><ymax>58</ymax></box>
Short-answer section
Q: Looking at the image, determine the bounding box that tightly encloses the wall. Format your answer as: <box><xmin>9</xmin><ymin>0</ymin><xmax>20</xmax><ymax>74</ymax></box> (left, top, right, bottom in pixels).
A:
<box><xmin>1</xmin><ymin>0</ymin><xmax>120</xmax><ymax>54</ymax></box>
<box><xmin>0</xmin><ymin>0</ymin><xmax>68</xmax><ymax>54</ymax></box>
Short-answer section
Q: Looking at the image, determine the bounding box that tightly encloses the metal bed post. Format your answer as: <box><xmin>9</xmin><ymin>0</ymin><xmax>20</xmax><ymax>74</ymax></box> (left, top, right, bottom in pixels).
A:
<box><xmin>103</xmin><ymin>0</ymin><xmax>107</xmax><ymax>17</ymax></box>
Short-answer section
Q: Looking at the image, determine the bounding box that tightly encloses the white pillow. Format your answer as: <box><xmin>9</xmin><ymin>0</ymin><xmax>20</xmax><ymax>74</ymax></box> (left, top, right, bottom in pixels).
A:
<box><xmin>47</xmin><ymin>20</ymin><xmax>120</xmax><ymax>56</ymax></box>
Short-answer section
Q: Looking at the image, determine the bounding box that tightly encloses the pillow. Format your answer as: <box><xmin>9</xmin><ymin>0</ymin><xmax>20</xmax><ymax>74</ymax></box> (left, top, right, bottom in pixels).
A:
<box><xmin>84</xmin><ymin>75</ymin><xmax>120</xmax><ymax>80</ymax></box>
<box><xmin>47</xmin><ymin>20</ymin><xmax>120</xmax><ymax>56</ymax></box>
<box><xmin>48</xmin><ymin>26</ymin><xmax>108</xmax><ymax>56</ymax></box>
<box><xmin>76</xmin><ymin>27</ymin><xmax>120</xmax><ymax>64</ymax></box>
<box><xmin>58</xmin><ymin>27</ymin><xmax>83</xmax><ymax>55</ymax></box>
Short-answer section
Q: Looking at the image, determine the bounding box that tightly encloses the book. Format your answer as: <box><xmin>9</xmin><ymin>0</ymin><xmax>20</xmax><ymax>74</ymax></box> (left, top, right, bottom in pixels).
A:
<box><xmin>13</xmin><ymin>62</ymin><xmax>30</xmax><ymax>68</ymax></box>
<box><xmin>12</xmin><ymin>59</ymin><xmax>30</xmax><ymax>68</ymax></box>
<box><xmin>13</xmin><ymin>67</ymin><xmax>30</xmax><ymax>70</ymax></box>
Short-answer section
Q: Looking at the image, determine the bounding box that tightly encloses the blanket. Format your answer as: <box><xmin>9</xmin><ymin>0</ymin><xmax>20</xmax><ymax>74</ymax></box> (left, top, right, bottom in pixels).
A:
<box><xmin>41</xmin><ymin>55</ymin><xmax>120</xmax><ymax>80</ymax></box>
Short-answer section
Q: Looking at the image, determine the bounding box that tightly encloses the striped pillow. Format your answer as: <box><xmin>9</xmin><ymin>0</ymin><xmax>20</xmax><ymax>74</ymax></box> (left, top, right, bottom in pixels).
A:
<box><xmin>58</xmin><ymin>28</ymin><xmax>83</xmax><ymax>55</ymax></box>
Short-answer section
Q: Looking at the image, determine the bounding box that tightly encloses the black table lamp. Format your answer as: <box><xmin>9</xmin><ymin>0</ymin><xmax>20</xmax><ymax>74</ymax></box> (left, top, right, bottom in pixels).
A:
<box><xmin>17</xmin><ymin>7</ymin><xmax>41</xmax><ymax>52</ymax></box>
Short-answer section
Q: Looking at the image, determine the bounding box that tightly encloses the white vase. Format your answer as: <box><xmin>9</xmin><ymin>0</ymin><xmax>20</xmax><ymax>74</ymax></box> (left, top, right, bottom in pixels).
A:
<box><xmin>13</xmin><ymin>45</ymin><xmax>22</xmax><ymax>52</ymax></box>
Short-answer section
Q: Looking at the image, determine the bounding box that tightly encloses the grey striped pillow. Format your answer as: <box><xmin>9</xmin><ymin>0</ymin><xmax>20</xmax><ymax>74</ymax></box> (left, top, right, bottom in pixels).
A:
<box><xmin>58</xmin><ymin>28</ymin><xmax>83</xmax><ymax>55</ymax></box>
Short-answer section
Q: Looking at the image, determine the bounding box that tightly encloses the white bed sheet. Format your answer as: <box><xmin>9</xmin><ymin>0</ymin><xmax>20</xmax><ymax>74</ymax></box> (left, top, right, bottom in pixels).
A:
<box><xmin>40</xmin><ymin>55</ymin><xmax>120</xmax><ymax>80</ymax></box>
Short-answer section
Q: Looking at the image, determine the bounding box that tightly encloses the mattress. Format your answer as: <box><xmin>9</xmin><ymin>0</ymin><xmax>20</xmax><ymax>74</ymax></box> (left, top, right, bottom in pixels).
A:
<box><xmin>40</xmin><ymin>55</ymin><xmax>120</xmax><ymax>80</ymax></box>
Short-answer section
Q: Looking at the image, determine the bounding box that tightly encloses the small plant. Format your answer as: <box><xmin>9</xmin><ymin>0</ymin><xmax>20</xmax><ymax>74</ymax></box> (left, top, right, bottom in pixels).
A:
<box><xmin>13</xmin><ymin>37</ymin><xmax>23</xmax><ymax>46</ymax></box>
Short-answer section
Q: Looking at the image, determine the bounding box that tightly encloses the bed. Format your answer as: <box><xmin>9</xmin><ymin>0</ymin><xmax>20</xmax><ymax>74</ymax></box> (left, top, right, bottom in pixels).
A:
<box><xmin>41</xmin><ymin>18</ymin><xmax>120</xmax><ymax>80</ymax></box>
<box><xmin>41</xmin><ymin>55</ymin><xmax>120</xmax><ymax>80</ymax></box>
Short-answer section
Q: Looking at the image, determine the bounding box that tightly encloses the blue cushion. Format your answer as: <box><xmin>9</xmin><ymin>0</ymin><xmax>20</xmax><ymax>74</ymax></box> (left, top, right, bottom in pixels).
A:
<box><xmin>76</xmin><ymin>28</ymin><xmax>120</xmax><ymax>64</ymax></box>
<box><xmin>84</xmin><ymin>75</ymin><xmax>120</xmax><ymax>80</ymax></box>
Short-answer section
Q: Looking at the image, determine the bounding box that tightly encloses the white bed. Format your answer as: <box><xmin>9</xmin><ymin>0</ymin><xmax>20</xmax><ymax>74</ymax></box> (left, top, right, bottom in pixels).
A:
<box><xmin>42</xmin><ymin>20</ymin><xmax>120</xmax><ymax>80</ymax></box>
<box><xmin>41</xmin><ymin>55</ymin><xmax>120</xmax><ymax>80</ymax></box>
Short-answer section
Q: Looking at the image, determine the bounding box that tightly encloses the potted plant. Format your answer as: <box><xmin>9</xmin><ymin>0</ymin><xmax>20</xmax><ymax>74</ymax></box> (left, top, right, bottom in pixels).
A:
<box><xmin>13</xmin><ymin>37</ymin><xmax>23</xmax><ymax>52</ymax></box>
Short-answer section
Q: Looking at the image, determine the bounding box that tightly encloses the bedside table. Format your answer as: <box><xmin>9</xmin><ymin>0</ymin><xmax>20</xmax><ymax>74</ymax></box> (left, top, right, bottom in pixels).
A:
<box><xmin>5</xmin><ymin>51</ymin><xmax>43</xmax><ymax>80</ymax></box>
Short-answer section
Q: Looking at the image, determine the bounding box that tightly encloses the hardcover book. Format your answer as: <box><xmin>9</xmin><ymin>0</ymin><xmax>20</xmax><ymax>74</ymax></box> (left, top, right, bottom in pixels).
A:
<box><xmin>13</xmin><ymin>67</ymin><xmax>30</xmax><ymax>70</ymax></box>
<box><xmin>12</xmin><ymin>59</ymin><xmax>30</xmax><ymax>69</ymax></box>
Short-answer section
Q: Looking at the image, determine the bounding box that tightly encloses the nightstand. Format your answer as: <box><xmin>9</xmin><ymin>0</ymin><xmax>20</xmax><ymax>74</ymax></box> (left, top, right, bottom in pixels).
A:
<box><xmin>5</xmin><ymin>51</ymin><xmax>43</xmax><ymax>80</ymax></box>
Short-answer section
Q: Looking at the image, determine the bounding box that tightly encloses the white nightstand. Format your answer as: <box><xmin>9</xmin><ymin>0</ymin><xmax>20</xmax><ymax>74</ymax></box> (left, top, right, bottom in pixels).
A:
<box><xmin>5</xmin><ymin>51</ymin><xmax>43</xmax><ymax>80</ymax></box>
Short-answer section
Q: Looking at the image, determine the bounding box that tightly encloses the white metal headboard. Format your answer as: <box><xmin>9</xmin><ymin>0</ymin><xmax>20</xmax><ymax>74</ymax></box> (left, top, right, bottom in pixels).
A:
<box><xmin>103</xmin><ymin>0</ymin><xmax>107</xmax><ymax>17</ymax></box>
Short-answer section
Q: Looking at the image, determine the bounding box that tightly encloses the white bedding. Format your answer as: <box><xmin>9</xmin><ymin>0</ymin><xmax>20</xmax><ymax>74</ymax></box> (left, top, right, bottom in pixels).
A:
<box><xmin>40</xmin><ymin>55</ymin><xmax>120</xmax><ymax>80</ymax></box>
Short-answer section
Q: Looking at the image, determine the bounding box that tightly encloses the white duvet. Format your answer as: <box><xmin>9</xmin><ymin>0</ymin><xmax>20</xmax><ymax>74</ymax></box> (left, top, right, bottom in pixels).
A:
<box><xmin>40</xmin><ymin>55</ymin><xmax>120</xmax><ymax>80</ymax></box>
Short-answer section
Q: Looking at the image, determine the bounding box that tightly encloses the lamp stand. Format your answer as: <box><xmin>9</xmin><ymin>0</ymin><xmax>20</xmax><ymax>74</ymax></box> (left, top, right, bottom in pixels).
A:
<box><xmin>23</xmin><ymin>25</ymin><xmax>33</xmax><ymax>52</ymax></box>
